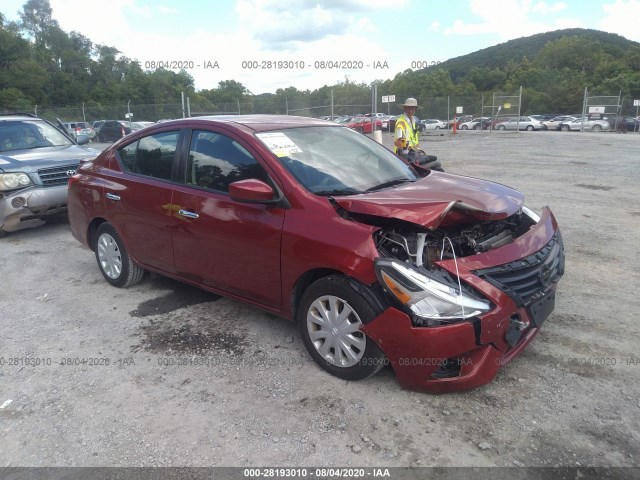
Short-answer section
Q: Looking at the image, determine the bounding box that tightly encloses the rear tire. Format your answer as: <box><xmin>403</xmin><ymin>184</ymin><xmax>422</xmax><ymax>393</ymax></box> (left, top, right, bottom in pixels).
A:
<box><xmin>561</xmin><ymin>125</ymin><xmax>570</xmax><ymax>131</ymax></box>
<box><xmin>93</xmin><ymin>223</ymin><xmax>144</xmax><ymax>288</ymax></box>
<box><xmin>592</xmin><ymin>124</ymin><xmax>602</xmax><ymax>132</ymax></box>
<box><xmin>298</xmin><ymin>275</ymin><xmax>387</xmax><ymax>381</ymax></box>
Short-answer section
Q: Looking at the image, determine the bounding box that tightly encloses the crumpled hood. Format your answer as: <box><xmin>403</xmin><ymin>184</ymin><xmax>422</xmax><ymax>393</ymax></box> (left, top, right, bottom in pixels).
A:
<box><xmin>333</xmin><ymin>171</ymin><xmax>525</xmax><ymax>228</ymax></box>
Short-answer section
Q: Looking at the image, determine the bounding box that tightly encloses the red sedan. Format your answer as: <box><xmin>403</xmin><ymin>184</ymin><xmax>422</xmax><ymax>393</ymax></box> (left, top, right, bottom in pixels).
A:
<box><xmin>68</xmin><ymin>115</ymin><xmax>564</xmax><ymax>392</ymax></box>
<box><xmin>345</xmin><ymin>116</ymin><xmax>383</xmax><ymax>134</ymax></box>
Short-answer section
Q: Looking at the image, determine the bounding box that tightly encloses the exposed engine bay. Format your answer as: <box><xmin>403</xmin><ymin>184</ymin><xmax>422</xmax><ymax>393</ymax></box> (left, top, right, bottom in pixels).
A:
<box><xmin>374</xmin><ymin>210</ymin><xmax>537</xmax><ymax>270</ymax></box>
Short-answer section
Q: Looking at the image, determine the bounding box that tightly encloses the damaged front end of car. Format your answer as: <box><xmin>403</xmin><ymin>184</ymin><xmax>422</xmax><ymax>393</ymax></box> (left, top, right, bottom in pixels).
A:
<box><xmin>333</xmin><ymin>179</ymin><xmax>565</xmax><ymax>392</ymax></box>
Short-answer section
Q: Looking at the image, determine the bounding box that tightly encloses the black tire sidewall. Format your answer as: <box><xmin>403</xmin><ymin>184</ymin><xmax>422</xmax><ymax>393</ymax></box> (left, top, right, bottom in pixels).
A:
<box><xmin>298</xmin><ymin>275</ymin><xmax>386</xmax><ymax>381</ymax></box>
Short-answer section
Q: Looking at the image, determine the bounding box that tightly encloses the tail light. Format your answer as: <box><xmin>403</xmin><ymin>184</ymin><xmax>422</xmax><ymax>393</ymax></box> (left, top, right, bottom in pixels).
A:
<box><xmin>121</xmin><ymin>126</ymin><xmax>125</xmax><ymax>137</ymax></box>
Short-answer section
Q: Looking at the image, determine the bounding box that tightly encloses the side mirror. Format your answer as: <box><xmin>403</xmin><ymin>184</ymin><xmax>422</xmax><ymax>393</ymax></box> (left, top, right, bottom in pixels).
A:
<box><xmin>229</xmin><ymin>179</ymin><xmax>277</xmax><ymax>204</ymax></box>
<box><xmin>76</xmin><ymin>134</ymin><xmax>90</xmax><ymax>145</ymax></box>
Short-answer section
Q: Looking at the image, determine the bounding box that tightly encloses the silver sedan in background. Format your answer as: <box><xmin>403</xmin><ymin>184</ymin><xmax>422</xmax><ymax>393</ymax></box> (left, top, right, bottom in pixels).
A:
<box><xmin>560</xmin><ymin>117</ymin><xmax>611</xmax><ymax>132</ymax></box>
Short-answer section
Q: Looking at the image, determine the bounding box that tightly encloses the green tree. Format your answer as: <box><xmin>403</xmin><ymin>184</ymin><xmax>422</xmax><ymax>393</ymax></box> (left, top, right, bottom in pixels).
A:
<box><xmin>19</xmin><ymin>0</ymin><xmax>57</xmax><ymax>47</ymax></box>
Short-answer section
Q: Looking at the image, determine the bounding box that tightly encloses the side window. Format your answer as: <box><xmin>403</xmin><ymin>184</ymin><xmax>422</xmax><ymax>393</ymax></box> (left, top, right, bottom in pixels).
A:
<box><xmin>186</xmin><ymin>130</ymin><xmax>269</xmax><ymax>193</ymax></box>
<box><xmin>119</xmin><ymin>142</ymin><xmax>137</xmax><ymax>172</ymax></box>
<box><xmin>117</xmin><ymin>131</ymin><xmax>179</xmax><ymax>181</ymax></box>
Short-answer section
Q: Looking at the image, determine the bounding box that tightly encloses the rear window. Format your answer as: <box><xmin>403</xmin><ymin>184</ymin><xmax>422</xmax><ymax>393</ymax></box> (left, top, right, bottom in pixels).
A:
<box><xmin>117</xmin><ymin>131</ymin><xmax>180</xmax><ymax>181</ymax></box>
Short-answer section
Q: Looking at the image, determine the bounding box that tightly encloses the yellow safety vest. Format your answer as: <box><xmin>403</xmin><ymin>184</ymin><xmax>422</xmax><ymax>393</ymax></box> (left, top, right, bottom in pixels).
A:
<box><xmin>394</xmin><ymin>114</ymin><xmax>420</xmax><ymax>153</ymax></box>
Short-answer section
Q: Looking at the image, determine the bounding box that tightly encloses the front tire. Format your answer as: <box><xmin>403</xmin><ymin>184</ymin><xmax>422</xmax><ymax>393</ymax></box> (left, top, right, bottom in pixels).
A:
<box><xmin>497</xmin><ymin>125</ymin><xmax>505</xmax><ymax>130</ymax></box>
<box><xmin>298</xmin><ymin>275</ymin><xmax>386</xmax><ymax>381</ymax></box>
<box><xmin>94</xmin><ymin>223</ymin><xmax>144</xmax><ymax>288</ymax></box>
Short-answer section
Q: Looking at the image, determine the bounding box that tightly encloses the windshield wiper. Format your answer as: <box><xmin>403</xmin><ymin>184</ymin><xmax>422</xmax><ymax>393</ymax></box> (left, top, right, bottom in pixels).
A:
<box><xmin>364</xmin><ymin>178</ymin><xmax>414</xmax><ymax>192</ymax></box>
<box><xmin>313</xmin><ymin>188</ymin><xmax>362</xmax><ymax>196</ymax></box>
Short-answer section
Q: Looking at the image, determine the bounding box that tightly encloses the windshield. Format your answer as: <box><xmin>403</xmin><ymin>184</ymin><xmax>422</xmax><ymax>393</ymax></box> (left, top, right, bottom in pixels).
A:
<box><xmin>256</xmin><ymin>126</ymin><xmax>417</xmax><ymax>195</ymax></box>
<box><xmin>0</xmin><ymin>120</ymin><xmax>74</xmax><ymax>152</ymax></box>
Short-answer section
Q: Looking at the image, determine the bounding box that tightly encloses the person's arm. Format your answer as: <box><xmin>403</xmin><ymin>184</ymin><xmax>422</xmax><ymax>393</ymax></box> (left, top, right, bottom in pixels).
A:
<box><xmin>394</xmin><ymin>125</ymin><xmax>406</xmax><ymax>150</ymax></box>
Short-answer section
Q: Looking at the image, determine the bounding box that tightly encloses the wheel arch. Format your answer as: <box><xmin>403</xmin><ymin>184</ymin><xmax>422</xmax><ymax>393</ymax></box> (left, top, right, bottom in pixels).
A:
<box><xmin>290</xmin><ymin>268</ymin><xmax>389</xmax><ymax>324</ymax></box>
<box><xmin>87</xmin><ymin>217</ymin><xmax>108</xmax><ymax>251</ymax></box>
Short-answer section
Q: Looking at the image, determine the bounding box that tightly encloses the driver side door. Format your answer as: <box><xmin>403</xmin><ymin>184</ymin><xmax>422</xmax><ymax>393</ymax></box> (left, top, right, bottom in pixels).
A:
<box><xmin>170</xmin><ymin>128</ymin><xmax>285</xmax><ymax>309</ymax></box>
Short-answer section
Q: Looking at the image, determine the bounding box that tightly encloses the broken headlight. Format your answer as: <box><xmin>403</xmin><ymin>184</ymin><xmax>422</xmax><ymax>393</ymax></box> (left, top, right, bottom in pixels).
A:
<box><xmin>375</xmin><ymin>258</ymin><xmax>491</xmax><ymax>326</ymax></box>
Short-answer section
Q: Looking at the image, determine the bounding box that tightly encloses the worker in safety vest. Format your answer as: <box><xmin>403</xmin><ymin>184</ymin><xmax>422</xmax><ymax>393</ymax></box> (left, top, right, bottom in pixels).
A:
<box><xmin>394</xmin><ymin>97</ymin><xmax>420</xmax><ymax>159</ymax></box>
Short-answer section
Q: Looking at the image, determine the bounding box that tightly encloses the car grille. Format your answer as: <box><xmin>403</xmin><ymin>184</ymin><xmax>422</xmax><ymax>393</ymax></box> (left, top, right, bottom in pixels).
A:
<box><xmin>37</xmin><ymin>164</ymin><xmax>79</xmax><ymax>186</ymax></box>
<box><xmin>475</xmin><ymin>233</ymin><xmax>565</xmax><ymax>306</ymax></box>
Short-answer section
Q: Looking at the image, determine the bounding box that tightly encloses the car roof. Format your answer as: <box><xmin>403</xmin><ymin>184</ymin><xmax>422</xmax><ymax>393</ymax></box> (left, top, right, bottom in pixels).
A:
<box><xmin>0</xmin><ymin>114</ymin><xmax>43</xmax><ymax>122</ymax></box>
<box><xmin>156</xmin><ymin>114</ymin><xmax>333</xmax><ymax>132</ymax></box>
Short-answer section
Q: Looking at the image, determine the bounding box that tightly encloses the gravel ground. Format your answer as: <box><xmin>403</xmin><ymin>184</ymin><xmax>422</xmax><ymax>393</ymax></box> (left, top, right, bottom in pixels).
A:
<box><xmin>1</xmin><ymin>130</ymin><xmax>639</xmax><ymax>468</ymax></box>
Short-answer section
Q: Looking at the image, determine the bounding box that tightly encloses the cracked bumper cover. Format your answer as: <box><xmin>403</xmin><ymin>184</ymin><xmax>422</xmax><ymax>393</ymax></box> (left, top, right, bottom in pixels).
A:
<box><xmin>0</xmin><ymin>185</ymin><xmax>69</xmax><ymax>233</ymax></box>
<box><xmin>361</xmin><ymin>305</ymin><xmax>547</xmax><ymax>393</ymax></box>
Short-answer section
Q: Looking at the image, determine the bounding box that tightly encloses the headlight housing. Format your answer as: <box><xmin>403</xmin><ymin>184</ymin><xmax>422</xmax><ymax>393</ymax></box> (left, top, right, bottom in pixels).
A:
<box><xmin>375</xmin><ymin>259</ymin><xmax>492</xmax><ymax>326</ymax></box>
<box><xmin>0</xmin><ymin>173</ymin><xmax>33</xmax><ymax>191</ymax></box>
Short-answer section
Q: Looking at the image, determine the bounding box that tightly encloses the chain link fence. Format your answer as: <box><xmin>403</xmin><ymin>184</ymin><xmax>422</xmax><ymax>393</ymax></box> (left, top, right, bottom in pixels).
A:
<box><xmin>3</xmin><ymin>88</ymin><xmax>638</xmax><ymax>133</ymax></box>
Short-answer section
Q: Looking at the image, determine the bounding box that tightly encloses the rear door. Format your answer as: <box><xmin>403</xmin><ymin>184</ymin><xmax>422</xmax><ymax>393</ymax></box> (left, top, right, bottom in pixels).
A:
<box><xmin>170</xmin><ymin>128</ymin><xmax>285</xmax><ymax>308</ymax></box>
<box><xmin>104</xmin><ymin>129</ymin><xmax>183</xmax><ymax>273</ymax></box>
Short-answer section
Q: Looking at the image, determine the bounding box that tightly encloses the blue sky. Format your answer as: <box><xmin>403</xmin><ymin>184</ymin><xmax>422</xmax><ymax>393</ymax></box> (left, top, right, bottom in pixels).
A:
<box><xmin>3</xmin><ymin>0</ymin><xmax>639</xmax><ymax>93</ymax></box>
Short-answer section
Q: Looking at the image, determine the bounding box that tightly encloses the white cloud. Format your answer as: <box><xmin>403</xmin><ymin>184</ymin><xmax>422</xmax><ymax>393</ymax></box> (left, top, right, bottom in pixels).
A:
<box><xmin>235</xmin><ymin>0</ymin><xmax>404</xmax><ymax>49</ymax></box>
<box><xmin>157</xmin><ymin>5</ymin><xmax>179</xmax><ymax>15</ymax></box>
<box><xmin>600</xmin><ymin>0</ymin><xmax>640</xmax><ymax>41</ymax></box>
<box><xmin>428</xmin><ymin>21</ymin><xmax>441</xmax><ymax>32</ymax></box>
<box><xmin>444</xmin><ymin>0</ymin><xmax>583</xmax><ymax>40</ymax></box>
<box><xmin>533</xmin><ymin>2</ymin><xmax>568</xmax><ymax>14</ymax></box>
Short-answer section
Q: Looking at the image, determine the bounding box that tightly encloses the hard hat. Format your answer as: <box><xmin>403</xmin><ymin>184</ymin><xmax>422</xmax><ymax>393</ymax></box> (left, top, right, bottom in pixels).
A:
<box><xmin>401</xmin><ymin>98</ymin><xmax>419</xmax><ymax>108</ymax></box>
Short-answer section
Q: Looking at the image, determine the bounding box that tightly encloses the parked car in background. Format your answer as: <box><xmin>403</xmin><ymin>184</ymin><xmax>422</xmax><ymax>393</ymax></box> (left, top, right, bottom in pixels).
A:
<box><xmin>96</xmin><ymin>121</ymin><xmax>128</xmax><ymax>142</ymax></box>
<box><xmin>459</xmin><ymin>117</ymin><xmax>490</xmax><ymax>130</ymax></box>
<box><xmin>345</xmin><ymin>116</ymin><xmax>383</xmax><ymax>134</ymax></box>
<box><xmin>92</xmin><ymin>120</ymin><xmax>107</xmax><ymax>134</ymax></box>
<box><xmin>449</xmin><ymin>115</ymin><xmax>473</xmax><ymax>129</ymax></box>
<box><xmin>334</xmin><ymin>116</ymin><xmax>355</xmax><ymax>125</ymax></box>
<box><xmin>63</xmin><ymin>121</ymin><xmax>96</xmax><ymax>140</ymax></box>
<box><xmin>96</xmin><ymin>120</ymin><xmax>140</xmax><ymax>142</ymax></box>
<box><xmin>530</xmin><ymin>114</ymin><xmax>558</xmax><ymax>123</ymax></box>
<box><xmin>67</xmin><ymin>114</ymin><xmax>564</xmax><ymax>392</ymax></box>
<box><xmin>605</xmin><ymin>116</ymin><xmax>640</xmax><ymax>133</ymax></box>
<box><xmin>560</xmin><ymin>117</ymin><xmax>611</xmax><ymax>132</ymax></box>
<box><xmin>495</xmin><ymin>116</ymin><xmax>543</xmax><ymax>131</ymax></box>
<box><xmin>541</xmin><ymin>115</ymin><xmax>578</xmax><ymax>131</ymax></box>
<box><xmin>419</xmin><ymin>119</ymin><xmax>447</xmax><ymax>131</ymax></box>
<box><xmin>0</xmin><ymin>114</ymin><xmax>97</xmax><ymax>236</ymax></box>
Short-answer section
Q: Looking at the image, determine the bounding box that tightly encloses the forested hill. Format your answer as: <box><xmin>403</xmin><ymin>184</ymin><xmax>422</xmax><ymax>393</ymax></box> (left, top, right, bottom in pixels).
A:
<box><xmin>432</xmin><ymin>28</ymin><xmax>640</xmax><ymax>81</ymax></box>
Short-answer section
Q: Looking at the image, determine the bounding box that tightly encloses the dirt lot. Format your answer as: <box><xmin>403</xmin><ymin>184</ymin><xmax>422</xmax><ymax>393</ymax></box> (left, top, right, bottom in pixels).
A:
<box><xmin>1</xmin><ymin>130</ymin><xmax>639</xmax><ymax>469</ymax></box>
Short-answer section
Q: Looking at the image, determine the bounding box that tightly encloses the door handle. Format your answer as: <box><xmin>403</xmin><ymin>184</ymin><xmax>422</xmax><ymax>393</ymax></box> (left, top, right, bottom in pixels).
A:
<box><xmin>178</xmin><ymin>209</ymin><xmax>199</xmax><ymax>219</ymax></box>
<box><xmin>105</xmin><ymin>193</ymin><xmax>120</xmax><ymax>201</ymax></box>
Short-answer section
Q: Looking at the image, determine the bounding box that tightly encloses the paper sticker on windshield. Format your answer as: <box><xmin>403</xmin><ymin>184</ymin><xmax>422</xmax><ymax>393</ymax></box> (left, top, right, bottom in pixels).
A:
<box><xmin>256</xmin><ymin>132</ymin><xmax>302</xmax><ymax>157</ymax></box>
